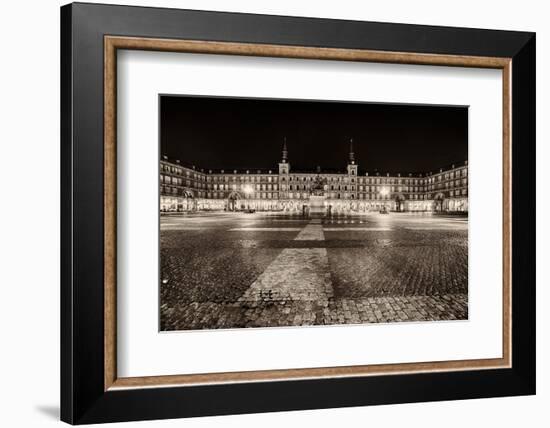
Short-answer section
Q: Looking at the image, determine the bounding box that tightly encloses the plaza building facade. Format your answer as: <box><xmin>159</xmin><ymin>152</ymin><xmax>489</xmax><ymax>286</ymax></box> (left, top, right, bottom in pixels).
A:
<box><xmin>160</xmin><ymin>141</ymin><xmax>468</xmax><ymax>214</ymax></box>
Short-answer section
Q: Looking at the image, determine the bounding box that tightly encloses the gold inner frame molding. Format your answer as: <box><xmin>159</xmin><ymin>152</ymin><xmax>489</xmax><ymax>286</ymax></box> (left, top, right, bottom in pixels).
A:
<box><xmin>104</xmin><ymin>35</ymin><xmax>512</xmax><ymax>391</ymax></box>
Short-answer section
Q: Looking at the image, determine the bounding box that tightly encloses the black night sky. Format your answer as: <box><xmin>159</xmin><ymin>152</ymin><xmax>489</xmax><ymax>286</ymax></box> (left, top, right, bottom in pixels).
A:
<box><xmin>160</xmin><ymin>95</ymin><xmax>468</xmax><ymax>173</ymax></box>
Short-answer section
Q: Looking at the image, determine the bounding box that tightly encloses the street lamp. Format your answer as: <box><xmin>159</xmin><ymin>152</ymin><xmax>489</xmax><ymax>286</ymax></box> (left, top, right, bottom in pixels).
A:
<box><xmin>242</xmin><ymin>185</ymin><xmax>253</xmax><ymax>211</ymax></box>
<box><xmin>242</xmin><ymin>185</ymin><xmax>253</xmax><ymax>197</ymax></box>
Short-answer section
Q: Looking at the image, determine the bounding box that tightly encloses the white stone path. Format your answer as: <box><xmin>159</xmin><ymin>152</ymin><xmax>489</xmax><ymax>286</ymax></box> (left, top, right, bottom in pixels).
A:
<box><xmin>238</xmin><ymin>221</ymin><xmax>333</xmax><ymax>304</ymax></box>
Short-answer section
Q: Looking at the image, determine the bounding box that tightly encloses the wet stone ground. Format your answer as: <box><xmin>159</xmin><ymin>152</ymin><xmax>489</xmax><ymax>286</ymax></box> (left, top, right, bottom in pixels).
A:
<box><xmin>160</xmin><ymin>212</ymin><xmax>468</xmax><ymax>331</ymax></box>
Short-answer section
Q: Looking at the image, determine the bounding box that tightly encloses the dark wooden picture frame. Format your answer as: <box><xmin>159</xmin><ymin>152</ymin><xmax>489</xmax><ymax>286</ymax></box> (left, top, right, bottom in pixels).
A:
<box><xmin>61</xmin><ymin>2</ymin><xmax>535</xmax><ymax>424</ymax></box>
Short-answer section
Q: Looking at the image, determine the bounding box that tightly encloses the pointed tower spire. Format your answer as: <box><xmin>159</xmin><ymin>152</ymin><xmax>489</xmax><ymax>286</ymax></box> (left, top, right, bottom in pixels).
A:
<box><xmin>349</xmin><ymin>138</ymin><xmax>355</xmax><ymax>164</ymax></box>
<box><xmin>281</xmin><ymin>137</ymin><xmax>288</xmax><ymax>163</ymax></box>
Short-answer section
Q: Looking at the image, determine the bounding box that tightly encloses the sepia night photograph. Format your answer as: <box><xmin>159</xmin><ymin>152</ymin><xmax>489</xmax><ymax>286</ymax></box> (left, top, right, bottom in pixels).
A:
<box><xmin>159</xmin><ymin>95</ymin><xmax>469</xmax><ymax>331</ymax></box>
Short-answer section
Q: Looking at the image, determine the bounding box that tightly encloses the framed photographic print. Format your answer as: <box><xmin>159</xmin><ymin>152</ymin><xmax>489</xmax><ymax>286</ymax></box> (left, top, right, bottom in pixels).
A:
<box><xmin>61</xmin><ymin>2</ymin><xmax>535</xmax><ymax>424</ymax></box>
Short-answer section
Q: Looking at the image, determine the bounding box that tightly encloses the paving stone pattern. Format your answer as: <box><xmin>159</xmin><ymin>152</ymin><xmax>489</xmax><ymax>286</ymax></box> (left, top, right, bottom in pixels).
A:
<box><xmin>160</xmin><ymin>213</ymin><xmax>468</xmax><ymax>331</ymax></box>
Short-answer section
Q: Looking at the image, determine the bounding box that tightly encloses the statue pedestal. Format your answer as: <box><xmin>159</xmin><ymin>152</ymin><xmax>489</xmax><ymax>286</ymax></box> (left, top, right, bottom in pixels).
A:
<box><xmin>309</xmin><ymin>195</ymin><xmax>326</xmax><ymax>218</ymax></box>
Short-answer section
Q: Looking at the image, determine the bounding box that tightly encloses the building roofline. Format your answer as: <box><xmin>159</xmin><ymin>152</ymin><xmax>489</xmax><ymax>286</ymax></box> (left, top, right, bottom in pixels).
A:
<box><xmin>160</xmin><ymin>156</ymin><xmax>468</xmax><ymax>177</ymax></box>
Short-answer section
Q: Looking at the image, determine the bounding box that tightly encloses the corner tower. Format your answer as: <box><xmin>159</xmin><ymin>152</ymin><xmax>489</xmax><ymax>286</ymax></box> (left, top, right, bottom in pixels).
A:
<box><xmin>278</xmin><ymin>137</ymin><xmax>290</xmax><ymax>198</ymax></box>
<box><xmin>347</xmin><ymin>138</ymin><xmax>358</xmax><ymax>199</ymax></box>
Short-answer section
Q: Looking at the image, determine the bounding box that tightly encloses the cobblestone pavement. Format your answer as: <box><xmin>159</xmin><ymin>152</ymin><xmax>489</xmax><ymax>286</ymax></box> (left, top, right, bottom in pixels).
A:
<box><xmin>160</xmin><ymin>213</ymin><xmax>468</xmax><ymax>331</ymax></box>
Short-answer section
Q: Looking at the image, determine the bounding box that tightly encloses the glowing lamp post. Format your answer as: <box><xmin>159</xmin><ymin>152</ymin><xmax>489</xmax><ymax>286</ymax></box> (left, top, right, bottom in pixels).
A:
<box><xmin>242</xmin><ymin>185</ymin><xmax>253</xmax><ymax>197</ymax></box>
<box><xmin>379</xmin><ymin>187</ymin><xmax>390</xmax><ymax>212</ymax></box>
<box><xmin>242</xmin><ymin>185</ymin><xmax>253</xmax><ymax>210</ymax></box>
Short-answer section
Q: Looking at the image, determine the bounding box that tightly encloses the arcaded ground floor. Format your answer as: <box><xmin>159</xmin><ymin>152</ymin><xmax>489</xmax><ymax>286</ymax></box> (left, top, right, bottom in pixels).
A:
<box><xmin>160</xmin><ymin>212</ymin><xmax>468</xmax><ymax>331</ymax></box>
<box><xmin>160</xmin><ymin>196</ymin><xmax>468</xmax><ymax>214</ymax></box>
